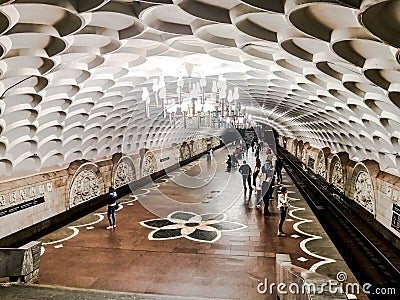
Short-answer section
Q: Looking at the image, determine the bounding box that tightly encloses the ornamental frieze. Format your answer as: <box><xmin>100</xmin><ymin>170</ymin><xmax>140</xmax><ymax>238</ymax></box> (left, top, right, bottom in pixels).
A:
<box><xmin>180</xmin><ymin>143</ymin><xmax>191</xmax><ymax>161</ymax></box>
<box><xmin>331</xmin><ymin>159</ymin><xmax>344</xmax><ymax>192</ymax></box>
<box><xmin>354</xmin><ymin>171</ymin><xmax>375</xmax><ymax>214</ymax></box>
<box><xmin>142</xmin><ymin>151</ymin><xmax>157</xmax><ymax>177</ymax></box>
<box><xmin>302</xmin><ymin>148</ymin><xmax>307</xmax><ymax>164</ymax></box>
<box><xmin>69</xmin><ymin>164</ymin><xmax>104</xmax><ymax>208</ymax></box>
<box><xmin>113</xmin><ymin>156</ymin><xmax>136</xmax><ymax>188</ymax></box>
<box><xmin>316</xmin><ymin>151</ymin><xmax>326</xmax><ymax>178</ymax></box>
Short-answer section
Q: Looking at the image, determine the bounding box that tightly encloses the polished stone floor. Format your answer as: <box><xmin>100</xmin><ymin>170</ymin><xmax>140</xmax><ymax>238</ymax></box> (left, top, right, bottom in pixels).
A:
<box><xmin>32</xmin><ymin>146</ymin><xmax>360</xmax><ymax>299</ymax></box>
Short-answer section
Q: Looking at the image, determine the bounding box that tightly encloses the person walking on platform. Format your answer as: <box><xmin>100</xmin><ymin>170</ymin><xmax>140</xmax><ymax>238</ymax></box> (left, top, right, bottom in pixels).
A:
<box><xmin>275</xmin><ymin>157</ymin><xmax>283</xmax><ymax>183</ymax></box>
<box><xmin>238</xmin><ymin>160</ymin><xmax>252</xmax><ymax>192</ymax></box>
<box><xmin>262</xmin><ymin>176</ymin><xmax>273</xmax><ymax>216</ymax></box>
<box><xmin>261</xmin><ymin>159</ymin><xmax>273</xmax><ymax>179</ymax></box>
<box><xmin>277</xmin><ymin>186</ymin><xmax>290</xmax><ymax>236</ymax></box>
<box><xmin>106</xmin><ymin>186</ymin><xmax>118</xmax><ymax>229</ymax></box>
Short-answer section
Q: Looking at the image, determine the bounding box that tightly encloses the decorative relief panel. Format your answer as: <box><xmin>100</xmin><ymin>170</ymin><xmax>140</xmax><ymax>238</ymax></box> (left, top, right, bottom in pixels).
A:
<box><xmin>192</xmin><ymin>140</ymin><xmax>201</xmax><ymax>155</ymax></box>
<box><xmin>69</xmin><ymin>163</ymin><xmax>104</xmax><ymax>208</ymax></box>
<box><xmin>211</xmin><ymin>137</ymin><xmax>219</xmax><ymax>148</ymax></box>
<box><xmin>297</xmin><ymin>144</ymin><xmax>303</xmax><ymax>160</ymax></box>
<box><xmin>287</xmin><ymin>139</ymin><xmax>293</xmax><ymax>153</ymax></box>
<box><xmin>307</xmin><ymin>150</ymin><xmax>316</xmax><ymax>168</ymax></box>
<box><xmin>354</xmin><ymin>171</ymin><xmax>375</xmax><ymax>214</ymax></box>
<box><xmin>142</xmin><ymin>151</ymin><xmax>157</xmax><ymax>177</ymax></box>
<box><xmin>316</xmin><ymin>151</ymin><xmax>326</xmax><ymax>178</ymax></box>
<box><xmin>331</xmin><ymin>159</ymin><xmax>344</xmax><ymax>192</ymax></box>
<box><xmin>113</xmin><ymin>156</ymin><xmax>136</xmax><ymax>188</ymax></box>
<box><xmin>180</xmin><ymin>143</ymin><xmax>191</xmax><ymax>161</ymax></box>
<box><xmin>302</xmin><ymin>148</ymin><xmax>307</xmax><ymax>164</ymax></box>
<box><xmin>202</xmin><ymin>138</ymin><xmax>208</xmax><ymax>152</ymax></box>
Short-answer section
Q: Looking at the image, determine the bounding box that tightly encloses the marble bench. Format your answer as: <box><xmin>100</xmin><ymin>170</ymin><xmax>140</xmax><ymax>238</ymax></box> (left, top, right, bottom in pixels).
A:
<box><xmin>275</xmin><ymin>254</ymin><xmax>348</xmax><ymax>299</ymax></box>
<box><xmin>0</xmin><ymin>241</ymin><xmax>41</xmax><ymax>283</ymax></box>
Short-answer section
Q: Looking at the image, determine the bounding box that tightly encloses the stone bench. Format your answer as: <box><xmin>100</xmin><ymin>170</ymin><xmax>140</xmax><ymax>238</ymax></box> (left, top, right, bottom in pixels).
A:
<box><xmin>276</xmin><ymin>254</ymin><xmax>348</xmax><ymax>299</ymax></box>
<box><xmin>0</xmin><ymin>241</ymin><xmax>41</xmax><ymax>283</ymax></box>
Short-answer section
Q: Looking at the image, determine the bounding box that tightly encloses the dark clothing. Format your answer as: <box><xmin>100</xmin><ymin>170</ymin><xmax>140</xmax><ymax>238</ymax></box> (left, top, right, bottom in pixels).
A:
<box><xmin>262</xmin><ymin>180</ymin><xmax>273</xmax><ymax>215</ymax></box>
<box><xmin>107</xmin><ymin>191</ymin><xmax>117</xmax><ymax>227</ymax></box>
<box><xmin>262</xmin><ymin>162</ymin><xmax>273</xmax><ymax>178</ymax></box>
<box><xmin>278</xmin><ymin>207</ymin><xmax>288</xmax><ymax>232</ymax></box>
<box><xmin>275</xmin><ymin>158</ymin><xmax>283</xmax><ymax>183</ymax></box>
<box><xmin>107</xmin><ymin>191</ymin><xmax>117</xmax><ymax>205</ymax></box>
<box><xmin>107</xmin><ymin>205</ymin><xmax>116</xmax><ymax>226</ymax></box>
<box><xmin>239</xmin><ymin>164</ymin><xmax>251</xmax><ymax>176</ymax></box>
<box><xmin>239</xmin><ymin>164</ymin><xmax>252</xmax><ymax>190</ymax></box>
<box><xmin>226</xmin><ymin>156</ymin><xmax>232</xmax><ymax>169</ymax></box>
<box><xmin>255</xmin><ymin>157</ymin><xmax>261</xmax><ymax>168</ymax></box>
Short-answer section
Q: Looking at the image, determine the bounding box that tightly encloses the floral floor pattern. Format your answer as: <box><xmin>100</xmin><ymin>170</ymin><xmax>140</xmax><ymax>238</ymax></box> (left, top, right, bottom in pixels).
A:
<box><xmin>140</xmin><ymin>211</ymin><xmax>247</xmax><ymax>243</ymax></box>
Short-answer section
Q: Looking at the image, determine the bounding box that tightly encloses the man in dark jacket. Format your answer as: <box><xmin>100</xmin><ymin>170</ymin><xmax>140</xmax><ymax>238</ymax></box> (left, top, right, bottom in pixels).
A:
<box><xmin>262</xmin><ymin>176</ymin><xmax>273</xmax><ymax>216</ymax></box>
<box><xmin>274</xmin><ymin>157</ymin><xmax>283</xmax><ymax>183</ymax></box>
<box><xmin>238</xmin><ymin>160</ymin><xmax>252</xmax><ymax>191</ymax></box>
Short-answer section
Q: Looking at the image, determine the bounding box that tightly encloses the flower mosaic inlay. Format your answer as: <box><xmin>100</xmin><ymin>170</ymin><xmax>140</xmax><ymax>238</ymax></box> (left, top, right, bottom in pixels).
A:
<box><xmin>140</xmin><ymin>211</ymin><xmax>247</xmax><ymax>243</ymax></box>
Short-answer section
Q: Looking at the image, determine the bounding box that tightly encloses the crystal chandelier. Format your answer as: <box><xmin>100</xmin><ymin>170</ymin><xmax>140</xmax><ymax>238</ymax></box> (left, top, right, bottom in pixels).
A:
<box><xmin>142</xmin><ymin>73</ymin><xmax>254</xmax><ymax>129</ymax></box>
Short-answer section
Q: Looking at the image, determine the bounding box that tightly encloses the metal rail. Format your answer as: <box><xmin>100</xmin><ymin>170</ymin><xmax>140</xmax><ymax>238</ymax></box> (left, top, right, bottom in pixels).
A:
<box><xmin>279</xmin><ymin>148</ymin><xmax>400</xmax><ymax>286</ymax></box>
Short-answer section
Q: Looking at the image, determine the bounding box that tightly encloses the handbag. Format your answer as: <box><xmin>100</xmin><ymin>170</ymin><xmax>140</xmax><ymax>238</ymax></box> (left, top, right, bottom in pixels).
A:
<box><xmin>115</xmin><ymin>201</ymin><xmax>120</xmax><ymax>210</ymax></box>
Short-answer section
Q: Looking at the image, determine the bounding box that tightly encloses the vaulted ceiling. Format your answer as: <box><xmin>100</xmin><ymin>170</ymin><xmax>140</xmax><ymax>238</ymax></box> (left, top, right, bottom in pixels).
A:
<box><xmin>0</xmin><ymin>0</ymin><xmax>399</xmax><ymax>179</ymax></box>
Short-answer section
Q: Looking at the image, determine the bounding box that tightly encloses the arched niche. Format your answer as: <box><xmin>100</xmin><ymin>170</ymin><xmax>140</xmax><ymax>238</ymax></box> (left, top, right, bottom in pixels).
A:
<box><xmin>211</xmin><ymin>137</ymin><xmax>220</xmax><ymax>148</ymax></box>
<box><xmin>302</xmin><ymin>142</ymin><xmax>310</xmax><ymax>165</ymax></box>
<box><xmin>68</xmin><ymin>162</ymin><xmax>105</xmax><ymax>209</ymax></box>
<box><xmin>192</xmin><ymin>138</ymin><xmax>204</xmax><ymax>156</ymax></box>
<box><xmin>189</xmin><ymin>140</ymin><xmax>195</xmax><ymax>155</ymax></box>
<box><xmin>349</xmin><ymin>161</ymin><xmax>379</xmax><ymax>215</ymax></box>
<box><xmin>297</xmin><ymin>141</ymin><xmax>304</xmax><ymax>161</ymax></box>
<box><xmin>278</xmin><ymin>136</ymin><xmax>284</xmax><ymax>147</ymax></box>
<box><xmin>141</xmin><ymin>150</ymin><xmax>157</xmax><ymax>177</ymax></box>
<box><xmin>112</xmin><ymin>156</ymin><xmax>136</xmax><ymax>188</ymax></box>
<box><xmin>328</xmin><ymin>154</ymin><xmax>345</xmax><ymax>192</ymax></box>
<box><xmin>286</xmin><ymin>138</ymin><xmax>294</xmax><ymax>153</ymax></box>
<box><xmin>315</xmin><ymin>148</ymin><xmax>327</xmax><ymax>179</ymax></box>
<box><xmin>180</xmin><ymin>142</ymin><xmax>192</xmax><ymax>161</ymax></box>
<box><xmin>202</xmin><ymin>138</ymin><xmax>208</xmax><ymax>152</ymax></box>
<box><xmin>292</xmin><ymin>139</ymin><xmax>298</xmax><ymax>157</ymax></box>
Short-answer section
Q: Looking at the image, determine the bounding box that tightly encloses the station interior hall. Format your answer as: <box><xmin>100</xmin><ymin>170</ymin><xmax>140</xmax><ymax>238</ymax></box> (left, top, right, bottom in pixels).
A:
<box><xmin>0</xmin><ymin>1</ymin><xmax>399</xmax><ymax>299</ymax></box>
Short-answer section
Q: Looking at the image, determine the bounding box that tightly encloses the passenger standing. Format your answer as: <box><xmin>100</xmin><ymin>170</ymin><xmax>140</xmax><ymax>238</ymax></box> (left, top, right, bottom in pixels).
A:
<box><xmin>275</xmin><ymin>157</ymin><xmax>283</xmax><ymax>183</ymax></box>
<box><xmin>252</xmin><ymin>166</ymin><xmax>260</xmax><ymax>188</ymax></box>
<box><xmin>106</xmin><ymin>186</ymin><xmax>117</xmax><ymax>229</ymax></box>
<box><xmin>261</xmin><ymin>159</ymin><xmax>272</xmax><ymax>179</ymax></box>
<box><xmin>255</xmin><ymin>155</ymin><xmax>261</xmax><ymax>169</ymax></box>
<box><xmin>238</xmin><ymin>160</ymin><xmax>252</xmax><ymax>191</ymax></box>
<box><xmin>262</xmin><ymin>176</ymin><xmax>273</xmax><ymax>216</ymax></box>
<box><xmin>255</xmin><ymin>172</ymin><xmax>263</xmax><ymax>207</ymax></box>
<box><xmin>277</xmin><ymin>186</ymin><xmax>290</xmax><ymax>236</ymax></box>
<box><xmin>266</xmin><ymin>149</ymin><xmax>274</xmax><ymax>162</ymax></box>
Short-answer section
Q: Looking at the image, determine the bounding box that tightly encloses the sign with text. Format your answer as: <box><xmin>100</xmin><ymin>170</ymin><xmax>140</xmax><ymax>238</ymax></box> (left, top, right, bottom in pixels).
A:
<box><xmin>391</xmin><ymin>204</ymin><xmax>400</xmax><ymax>233</ymax></box>
<box><xmin>0</xmin><ymin>182</ymin><xmax>52</xmax><ymax>217</ymax></box>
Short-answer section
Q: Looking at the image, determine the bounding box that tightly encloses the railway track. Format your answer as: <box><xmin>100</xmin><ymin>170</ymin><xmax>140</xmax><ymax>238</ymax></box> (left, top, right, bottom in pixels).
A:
<box><xmin>279</xmin><ymin>148</ymin><xmax>400</xmax><ymax>299</ymax></box>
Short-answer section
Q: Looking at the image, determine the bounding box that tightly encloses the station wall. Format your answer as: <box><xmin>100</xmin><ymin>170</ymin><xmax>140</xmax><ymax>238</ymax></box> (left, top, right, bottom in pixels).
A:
<box><xmin>0</xmin><ymin>136</ymin><xmax>221</xmax><ymax>244</ymax></box>
<box><xmin>279</xmin><ymin>136</ymin><xmax>400</xmax><ymax>248</ymax></box>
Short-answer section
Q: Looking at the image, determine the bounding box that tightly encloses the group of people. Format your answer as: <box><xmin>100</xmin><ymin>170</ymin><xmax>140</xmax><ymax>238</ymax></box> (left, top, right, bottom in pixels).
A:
<box><xmin>106</xmin><ymin>145</ymin><xmax>290</xmax><ymax>236</ymax></box>
<box><xmin>238</xmin><ymin>148</ymin><xmax>289</xmax><ymax>236</ymax></box>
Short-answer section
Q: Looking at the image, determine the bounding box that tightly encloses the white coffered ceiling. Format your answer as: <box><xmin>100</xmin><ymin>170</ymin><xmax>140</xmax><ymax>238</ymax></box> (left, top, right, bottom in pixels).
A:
<box><xmin>0</xmin><ymin>0</ymin><xmax>399</xmax><ymax>179</ymax></box>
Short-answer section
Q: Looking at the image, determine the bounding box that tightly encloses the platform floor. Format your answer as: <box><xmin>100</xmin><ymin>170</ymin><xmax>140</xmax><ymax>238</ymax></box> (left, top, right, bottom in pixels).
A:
<box><xmin>2</xmin><ymin>146</ymin><xmax>363</xmax><ymax>299</ymax></box>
